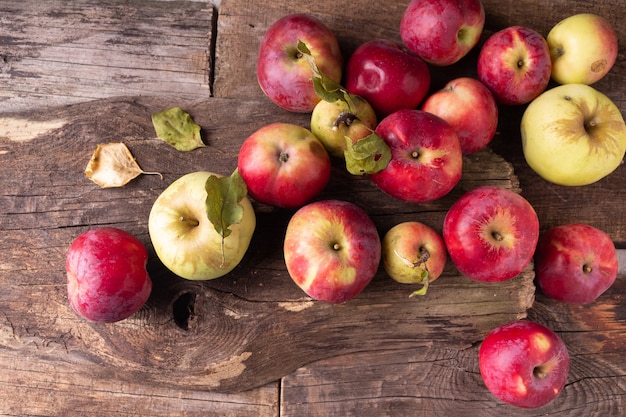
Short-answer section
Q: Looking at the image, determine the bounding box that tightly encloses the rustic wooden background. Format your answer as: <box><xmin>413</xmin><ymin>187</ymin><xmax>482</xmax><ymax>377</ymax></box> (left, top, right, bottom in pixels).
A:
<box><xmin>1</xmin><ymin>0</ymin><xmax>625</xmax><ymax>416</ymax></box>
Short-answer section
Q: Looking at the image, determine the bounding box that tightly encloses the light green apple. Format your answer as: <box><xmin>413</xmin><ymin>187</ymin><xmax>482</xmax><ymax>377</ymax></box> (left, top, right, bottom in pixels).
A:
<box><xmin>547</xmin><ymin>13</ymin><xmax>618</xmax><ymax>85</ymax></box>
<box><xmin>521</xmin><ymin>83</ymin><xmax>626</xmax><ymax>186</ymax></box>
<box><xmin>310</xmin><ymin>94</ymin><xmax>377</xmax><ymax>158</ymax></box>
<box><xmin>148</xmin><ymin>171</ymin><xmax>256</xmax><ymax>280</ymax></box>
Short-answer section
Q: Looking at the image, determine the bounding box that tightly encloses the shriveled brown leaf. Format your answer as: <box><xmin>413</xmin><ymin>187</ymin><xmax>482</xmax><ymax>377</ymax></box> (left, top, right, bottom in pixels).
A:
<box><xmin>85</xmin><ymin>142</ymin><xmax>162</xmax><ymax>188</ymax></box>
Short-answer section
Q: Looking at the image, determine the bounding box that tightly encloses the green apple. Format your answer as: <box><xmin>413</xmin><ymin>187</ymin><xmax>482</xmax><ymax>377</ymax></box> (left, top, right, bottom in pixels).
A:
<box><xmin>521</xmin><ymin>84</ymin><xmax>626</xmax><ymax>186</ymax></box>
<box><xmin>310</xmin><ymin>95</ymin><xmax>377</xmax><ymax>158</ymax></box>
<box><xmin>547</xmin><ymin>13</ymin><xmax>618</xmax><ymax>85</ymax></box>
<box><xmin>148</xmin><ymin>171</ymin><xmax>256</xmax><ymax>280</ymax></box>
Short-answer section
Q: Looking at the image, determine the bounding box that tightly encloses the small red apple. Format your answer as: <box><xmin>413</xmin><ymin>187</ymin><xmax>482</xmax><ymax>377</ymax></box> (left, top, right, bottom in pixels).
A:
<box><xmin>400</xmin><ymin>0</ymin><xmax>485</xmax><ymax>66</ymax></box>
<box><xmin>443</xmin><ymin>185</ymin><xmax>539</xmax><ymax>282</ymax></box>
<box><xmin>478</xmin><ymin>26</ymin><xmax>551</xmax><ymax>105</ymax></box>
<box><xmin>421</xmin><ymin>77</ymin><xmax>498</xmax><ymax>154</ymax></box>
<box><xmin>237</xmin><ymin>122</ymin><xmax>331</xmax><ymax>208</ymax></box>
<box><xmin>66</xmin><ymin>227</ymin><xmax>152</xmax><ymax>323</ymax></box>
<box><xmin>283</xmin><ymin>199</ymin><xmax>381</xmax><ymax>303</ymax></box>
<box><xmin>369</xmin><ymin>109</ymin><xmax>463</xmax><ymax>204</ymax></box>
<box><xmin>344</xmin><ymin>39</ymin><xmax>431</xmax><ymax>117</ymax></box>
<box><xmin>256</xmin><ymin>13</ymin><xmax>343</xmax><ymax>113</ymax></box>
<box><xmin>479</xmin><ymin>320</ymin><xmax>570</xmax><ymax>408</ymax></box>
<box><xmin>534</xmin><ymin>223</ymin><xmax>618</xmax><ymax>305</ymax></box>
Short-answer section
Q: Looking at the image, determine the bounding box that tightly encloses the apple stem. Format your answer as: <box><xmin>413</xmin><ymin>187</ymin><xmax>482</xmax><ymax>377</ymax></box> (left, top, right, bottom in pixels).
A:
<box><xmin>492</xmin><ymin>231</ymin><xmax>504</xmax><ymax>242</ymax></box>
<box><xmin>179</xmin><ymin>216</ymin><xmax>200</xmax><ymax>227</ymax></box>
<box><xmin>333</xmin><ymin>111</ymin><xmax>358</xmax><ymax>130</ymax></box>
<box><xmin>583</xmin><ymin>264</ymin><xmax>593</xmax><ymax>274</ymax></box>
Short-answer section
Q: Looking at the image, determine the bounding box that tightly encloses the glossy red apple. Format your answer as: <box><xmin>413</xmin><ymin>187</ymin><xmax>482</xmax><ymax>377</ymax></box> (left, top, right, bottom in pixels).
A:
<box><xmin>256</xmin><ymin>13</ymin><xmax>343</xmax><ymax>113</ymax></box>
<box><xmin>344</xmin><ymin>39</ymin><xmax>431</xmax><ymax>117</ymax></box>
<box><xmin>237</xmin><ymin>122</ymin><xmax>331</xmax><ymax>208</ymax></box>
<box><xmin>66</xmin><ymin>227</ymin><xmax>152</xmax><ymax>323</ymax></box>
<box><xmin>478</xmin><ymin>26</ymin><xmax>551</xmax><ymax>105</ymax></box>
<box><xmin>479</xmin><ymin>320</ymin><xmax>570</xmax><ymax>408</ymax></box>
<box><xmin>369</xmin><ymin>109</ymin><xmax>463</xmax><ymax>204</ymax></box>
<box><xmin>283</xmin><ymin>199</ymin><xmax>381</xmax><ymax>303</ymax></box>
<box><xmin>400</xmin><ymin>0</ymin><xmax>485</xmax><ymax>66</ymax></box>
<box><xmin>421</xmin><ymin>77</ymin><xmax>498</xmax><ymax>154</ymax></box>
<box><xmin>443</xmin><ymin>185</ymin><xmax>539</xmax><ymax>282</ymax></box>
<box><xmin>534</xmin><ymin>223</ymin><xmax>618</xmax><ymax>305</ymax></box>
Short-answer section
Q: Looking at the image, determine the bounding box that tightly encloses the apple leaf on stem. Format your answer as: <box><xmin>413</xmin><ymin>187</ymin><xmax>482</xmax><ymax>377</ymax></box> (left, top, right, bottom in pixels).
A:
<box><xmin>204</xmin><ymin>170</ymin><xmax>248</xmax><ymax>266</ymax></box>
<box><xmin>297</xmin><ymin>40</ymin><xmax>346</xmax><ymax>104</ymax></box>
<box><xmin>85</xmin><ymin>142</ymin><xmax>162</xmax><ymax>188</ymax></box>
<box><xmin>394</xmin><ymin>249</ymin><xmax>431</xmax><ymax>298</ymax></box>
<box><xmin>344</xmin><ymin>132</ymin><xmax>391</xmax><ymax>175</ymax></box>
<box><xmin>152</xmin><ymin>107</ymin><xmax>205</xmax><ymax>151</ymax></box>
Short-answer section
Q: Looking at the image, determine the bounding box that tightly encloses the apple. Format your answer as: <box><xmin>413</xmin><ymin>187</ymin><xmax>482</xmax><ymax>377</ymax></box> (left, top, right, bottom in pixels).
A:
<box><xmin>421</xmin><ymin>77</ymin><xmax>498</xmax><ymax>154</ymax></box>
<box><xmin>547</xmin><ymin>13</ymin><xmax>618</xmax><ymax>85</ymax></box>
<box><xmin>310</xmin><ymin>94</ymin><xmax>378</xmax><ymax>158</ymax></box>
<box><xmin>237</xmin><ymin>122</ymin><xmax>331</xmax><ymax>208</ymax></box>
<box><xmin>148</xmin><ymin>171</ymin><xmax>256</xmax><ymax>280</ymax></box>
<box><xmin>521</xmin><ymin>83</ymin><xmax>626</xmax><ymax>186</ymax></box>
<box><xmin>478</xmin><ymin>26</ymin><xmax>552</xmax><ymax>105</ymax></box>
<box><xmin>256</xmin><ymin>13</ymin><xmax>343</xmax><ymax>113</ymax></box>
<box><xmin>283</xmin><ymin>199</ymin><xmax>381</xmax><ymax>303</ymax></box>
<box><xmin>382</xmin><ymin>221</ymin><xmax>447</xmax><ymax>297</ymax></box>
<box><xmin>344</xmin><ymin>39</ymin><xmax>431</xmax><ymax>117</ymax></box>
<box><xmin>534</xmin><ymin>223</ymin><xmax>618</xmax><ymax>305</ymax></box>
<box><xmin>479</xmin><ymin>320</ymin><xmax>570</xmax><ymax>408</ymax></box>
<box><xmin>66</xmin><ymin>227</ymin><xmax>152</xmax><ymax>323</ymax></box>
<box><xmin>443</xmin><ymin>185</ymin><xmax>539</xmax><ymax>282</ymax></box>
<box><xmin>400</xmin><ymin>0</ymin><xmax>485</xmax><ymax>66</ymax></box>
<box><xmin>369</xmin><ymin>109</ymin><xmax>463</xmax><ymax>204</ymax></box>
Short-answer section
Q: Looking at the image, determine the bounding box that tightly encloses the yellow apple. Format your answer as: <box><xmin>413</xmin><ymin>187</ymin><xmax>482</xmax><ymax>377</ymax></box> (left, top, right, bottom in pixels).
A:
<box><xmin>547</xmin><ymin>13</ymin><xmax>618</xmax><ymax>85</ymax></box>
<box><xmin>148</xmin><ymin>171</ymin><xmax>256</xmax><ymax>280</ymax></box>
<box><xmin>521</xmin><ymin>84</ymin><xmax>626</xmax><ymax>186</ymax></box>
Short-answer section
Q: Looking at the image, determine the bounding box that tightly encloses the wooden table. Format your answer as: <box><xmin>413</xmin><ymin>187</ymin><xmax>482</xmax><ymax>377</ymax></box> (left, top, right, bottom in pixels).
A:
<box><xmin>1</xmin><ymin>0</ymin><xmax>625</xmax><ymax>415</ymax></box>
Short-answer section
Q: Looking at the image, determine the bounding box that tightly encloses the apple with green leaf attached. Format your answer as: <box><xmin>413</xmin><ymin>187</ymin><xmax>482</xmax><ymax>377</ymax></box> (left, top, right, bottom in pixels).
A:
<box><xmin>382</xmin><ymin>221</ymin><xmax>447</xmax><ymax>297</ymax></box>
<box><xmin>148</xmin><ymin>170</ymin><xmax>256</xmax><ymax>280</ymax></box>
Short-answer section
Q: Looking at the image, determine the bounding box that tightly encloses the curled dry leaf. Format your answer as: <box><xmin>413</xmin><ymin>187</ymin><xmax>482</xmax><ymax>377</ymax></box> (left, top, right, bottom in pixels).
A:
<box><xmin>85</xmin><ymin>142</ymin><xmax>162</xmax><ymax>188</ymax></box>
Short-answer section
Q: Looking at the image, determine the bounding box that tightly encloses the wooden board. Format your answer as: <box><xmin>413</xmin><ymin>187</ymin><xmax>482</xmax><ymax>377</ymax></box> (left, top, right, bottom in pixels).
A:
<box><xmin>1</xmin><ymin>0</ymin><xmax>626</xmax><ymax>415</ymax></box>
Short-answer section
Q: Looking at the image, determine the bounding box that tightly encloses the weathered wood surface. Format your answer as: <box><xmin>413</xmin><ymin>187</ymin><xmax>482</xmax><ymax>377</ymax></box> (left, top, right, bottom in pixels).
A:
<box><xmin>1</xmin><ymin>0</ymin><xmax>625</xmax><ymax>416</ymax></box>
<box><xmin>0</xmin><ymin>0</ymin><xmax>213</xmax><ymax>114</ymax></box>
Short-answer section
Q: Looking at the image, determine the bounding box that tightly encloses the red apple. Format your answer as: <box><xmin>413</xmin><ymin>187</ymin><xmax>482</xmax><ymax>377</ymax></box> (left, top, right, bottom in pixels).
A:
<box><xmin>534</xmin><ymin>223</ymin><xmax>618</xmax><ymax>305</ymax></box>
<box><xmin>344</xmin><ymin>39</ymin><xmax>431</xmax><ymax>117</ymax></box>
<box><xmin>479</xmin><ymin>320</ymin><xmax>570</xmax><ymax>408</ymax></box>
<box><xmin>283</xmin><ymin>199</ymin><xmax>381</xmax><ymax>303</ymax></box>
<box><xmin>369</xmin><ymin>109</ymin><xmax>463</xmax><ymax>204</ymax></box>
<box><xmin>382</xmin><ymin>221</ymin><xmax>447</xmax><ymax>296</ymax></box>
<box><xmin>443</xmin><ymin>185</ymin><xmax>539</xmax><ymax>282</ymax></box>
<box><xmin>477</xmin><ymin>26</ymin><xmax>551</xmax><ymax>105</ymax></box>
<box><xmin>400</xmin><ymin>0</ymin><xmax>485</xmax><ymax>66</ymax></box>
<box><xmin>66</xmin><ymin>227</ymin><xmax>152</xmax><ymax>323</ymax></box>
<box><xmin>421</xmin><ymin>77</ymin><xmax>498</xmax><ymax>154</ymax></box>
<box><xmin>237</xmin><ymin>122</ymin><xmax>331</xmax><ymax>208</ymax></box>
<box><xmin>256</xmin><ymin>13</ymin><xmax>343</xmax><ymax>113</ymax></box>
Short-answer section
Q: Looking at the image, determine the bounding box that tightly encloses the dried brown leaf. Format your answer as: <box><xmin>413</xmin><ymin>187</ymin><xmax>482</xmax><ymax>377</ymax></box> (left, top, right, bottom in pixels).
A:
<box><xmin>85</xmin><ymin>142</ymin><xmax>162</xmax><ymax>188</ymax></box>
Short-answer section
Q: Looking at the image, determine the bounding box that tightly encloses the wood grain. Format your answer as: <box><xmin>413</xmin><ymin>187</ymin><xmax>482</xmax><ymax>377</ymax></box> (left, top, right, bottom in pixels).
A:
<box><xmin>1</xmin><ymin>0</ymin><xmax>626</xmax><ymax>415</ymax></box>
<box><xmin>0</xmin><ymin>0</ymin><xmax>213</xmax><ymax>114</ymax></box>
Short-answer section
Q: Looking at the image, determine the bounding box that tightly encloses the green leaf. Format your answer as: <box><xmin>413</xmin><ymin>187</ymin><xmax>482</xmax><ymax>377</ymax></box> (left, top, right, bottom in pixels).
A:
<box><xmin>204</xmin><ymin>170</ymin><xmax>248</xmax><ymax>264</ymax></box>
<box><xmin>152</xmin><ymin>107</ymin><xmax>205</xmax><ymax>151</ymax></box>
<box><xmin>344</xmin><ymin>132</ymin><xmax>392</xmax><ymax>175</ymax></box>
<box><xmin>297</xmin><ymin>39</ymin><xmax>350</xmax><ymax>105</ymax></box>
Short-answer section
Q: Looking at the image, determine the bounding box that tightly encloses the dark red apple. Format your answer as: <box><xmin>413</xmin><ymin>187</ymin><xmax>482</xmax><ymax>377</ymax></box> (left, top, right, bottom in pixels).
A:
<box><xmin>534</xmin><ymin>223</ymin><xmax>618</xmax><ymax>304</ymax></box>
<box><xmin>66</xmin><ymin>227</ymin><xmax>152</xmax><ymax>323</ymax></box>
<box><xmin>344</xmin><ymin>39</ymin><xmax>431</xmax><ymax>117</ymax></box>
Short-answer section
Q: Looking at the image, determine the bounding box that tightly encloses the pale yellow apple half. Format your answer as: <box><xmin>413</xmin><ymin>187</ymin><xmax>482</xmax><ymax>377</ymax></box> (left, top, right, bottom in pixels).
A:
<box><xmin>521</xmin><ymin>84</ymin><xmax>626</xmax><ymax>186</ymax></box>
